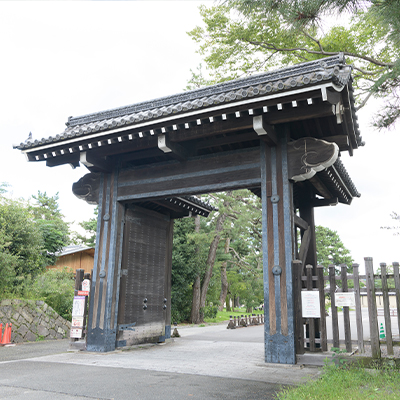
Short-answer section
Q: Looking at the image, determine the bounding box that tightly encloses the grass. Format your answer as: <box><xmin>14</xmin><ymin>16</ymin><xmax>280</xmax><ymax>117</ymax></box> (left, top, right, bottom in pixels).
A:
<box><xmin>203</xmin><ymin>308</ymin><xmax>262</xmax><ymax>324</ymax></box>
<box><xmin>277</xmin><ymin>364</ymin><xmax>400</xmax><ymax>400</ymax></box>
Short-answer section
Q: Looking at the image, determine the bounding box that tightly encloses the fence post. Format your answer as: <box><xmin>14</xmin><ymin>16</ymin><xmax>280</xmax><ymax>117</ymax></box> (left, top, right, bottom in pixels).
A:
<box><xmin>365</xmin><ymin>257</ymin><xmax>381</xmax><ymax>358</ymax></box>
<box><xmin>306</xmin><ymin>265</ymin><xmax>316</xmax><ymax>352</ymax></box>
<box><xmin>341</xmin><ymin>264</ymin><xmax>352</xmax><ymax>353</ymax></box>
<box><xmin>292</xmin><ymin>260</ymin><xmax>304</xmax><ymax>355</ymax></box>
<box><xmin>317</xmin><ymin>265</ymin><xmax>327</xmax><ymax>351</ymax></box>
<box><xmin>380</xmin><ymin>263</ymin><xmax>394</xmax><ymax>355</ymax></box>
<box><xmin>75</xmin><ymin>269</ymin><xmax>85</xmax><ymax>294</ymax></box>
<box><xmin>393</xmin><ymin>262</ymin><xmax>400</xmax><ymax>336</ymax></box>
<box><xmin>352</xmin><ymin>263</ymin><xmax>364</xmax><ymax>354</ymax></box>
<box><xmin>329</xmin><ymin>264</ymin><xmax>339</xmax><ymax>348</ymax></box>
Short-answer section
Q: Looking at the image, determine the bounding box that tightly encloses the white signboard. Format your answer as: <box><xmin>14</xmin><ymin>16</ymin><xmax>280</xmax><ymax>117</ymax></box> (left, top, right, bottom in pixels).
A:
<box><xmin>301</xmin><ymin>291</ymin><xmax>321</xmax><ymax>318</ymax></box>
<box><xmin>70</xmin><ymin>328</ymin><xmax>83</xmax><ymax>339</ymax></box>
<box><xmin>71</xmin><ymin>316</ymin><xmax>84</xmax><ymax>328</ymax></box>
<box><xmin>82</xmin><ymin>279</ymin><xmax>91</xmax><ymax>292</ymax></box>
<box><xmin>335</xmin><ymin>292</ymin><xmax>356</xmax><ymax>307</ymax></box>
<box><xmin>72</xmin><ymin>296</ymin><xmax>86</xmax><ymax>317</ymax></box>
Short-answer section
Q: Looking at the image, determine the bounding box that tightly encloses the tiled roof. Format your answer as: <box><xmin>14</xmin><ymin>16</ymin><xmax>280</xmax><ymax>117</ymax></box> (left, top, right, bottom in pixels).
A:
<box><xmin>55</xmin><ymin>245</ymin><xmax>94</xmax><ymax>257</ymax></box>
<box><xmin>15</xmin><ymin>54</ymin><xmax>360</xmax><ymax>151</ymax></box>
<box><xmin>333</xmin><ymin>158</ymin><xmax>361</xmax><ymax>198</ymax></box>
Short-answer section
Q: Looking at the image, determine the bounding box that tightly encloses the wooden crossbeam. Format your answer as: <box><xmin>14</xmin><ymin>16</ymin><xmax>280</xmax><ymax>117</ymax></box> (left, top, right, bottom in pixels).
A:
<box><xmin>157</xmin><ymin>133</ymin><xmax>189</xmax><ymax>161</ymax></box>
<box><xmin>253</xmin><ymin>115</ymin><xmax>278</xmax><ymax>146</ymax></box>
<box><xmin>299</xmin><ymin>227</ymin><xmax>311</xmax><ymax>268</ymax></box>
<box><xmin>294</xmin><ymin>214</ymin><xmax>309</xmax><ymax>231</ymax></box>
<box><xmin>80</xmin><ymin>152</ymin><xmax>113</xmax><ymax>173</ymax></box>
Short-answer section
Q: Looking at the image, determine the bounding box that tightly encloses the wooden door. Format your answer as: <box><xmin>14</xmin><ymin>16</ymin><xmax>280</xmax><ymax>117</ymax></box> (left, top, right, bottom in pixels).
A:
<box><xmin>117</xmin><ymin>205</ymin><xmax>171</xmax><ymax>347</ymax></box>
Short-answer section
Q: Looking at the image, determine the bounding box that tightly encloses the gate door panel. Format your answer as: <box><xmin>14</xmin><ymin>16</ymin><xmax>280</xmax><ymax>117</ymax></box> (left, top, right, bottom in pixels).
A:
<box><xmin>117</xmin><ymin>206</ymin><xmax>171</xmax><ymax>347</ymax></box>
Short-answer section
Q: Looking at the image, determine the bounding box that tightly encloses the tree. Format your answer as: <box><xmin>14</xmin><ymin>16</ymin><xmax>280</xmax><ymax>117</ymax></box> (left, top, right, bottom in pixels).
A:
<box><xmin>315</xmin><ymin>225</ymin><xmax>353</xmax><ymax>273</ymax></box>
<box><xmin>30</xmin><ymin>191</ymin><xmax>70</xmax><ymax>266</ymax></box>
<box><xmin>171</xmin><ymin>217</ymin><xmax>208</xmax><ymax>323</ymax></box>
<box><xmin>188</xmin><ymin>0</ymin><xmax>400</xmax><ymax>128</ymax></box>
<box><xmin>72</xmin><ymin>207</ymin><xmax>98</xmax><ymax>247</ymax></box>
<box><xmin>0</xmin><ymin>195</ymin><xmax>44</xmax><ymax>293</ymax></box>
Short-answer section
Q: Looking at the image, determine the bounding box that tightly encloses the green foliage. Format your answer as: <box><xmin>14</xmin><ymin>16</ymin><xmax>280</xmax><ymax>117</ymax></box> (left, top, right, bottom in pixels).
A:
<box><xmin>29</xmin><ymin>191</ymin><xmax>70</xmax><ymax>266</ymax></box>
<box><xmin>72</xmin><ymin>207</ymin><xmax>98</xmax><ymax>248</ymax></box>
<box><xmin>277</xmin><ymin>364</ymin><xmax>400</xmax><ymax>399</ymax></box>
<box><xmin>29</xmin><ymin>268</ymin><xmax>75</xmax><ymax>321</ymax></box>
<box><xmin>375</xmin><ymin>264</ymin><xmax>395</xmax><ymax>289</ymax></box>
<box><xmin>0</xmin><ymin>195</ymin><xmax>45</xmax><ymax>289</ymax></box>
<box><xmin>202</xmin><ymin>304</ymin><xmax>219</xmax><ymax>319</ymax></box>
<box><xmin>0</xmin><ymin>188</ymin><xmax>71</xmax><ymax>298</ymax></box>
<box><xmin>316</xmin><ymin>225</ymin><xmax>353</xmax><ymax>273</ymax></box>
<box><xmin>171</xmin><ymin>217</ymin><xmax>210</xmax><ymax>323</ymax></box>
<box><xmin>189</xmin><ymin>0</ymin><xmax>400</xmax><ymax>128</ymax></box>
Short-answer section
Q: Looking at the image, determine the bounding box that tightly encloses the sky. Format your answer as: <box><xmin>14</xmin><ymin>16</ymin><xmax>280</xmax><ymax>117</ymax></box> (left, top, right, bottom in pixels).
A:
<box><xmin>1</xmin><ymin>1</ymin><xmax>399</xmax><ymax>272</ymax></box>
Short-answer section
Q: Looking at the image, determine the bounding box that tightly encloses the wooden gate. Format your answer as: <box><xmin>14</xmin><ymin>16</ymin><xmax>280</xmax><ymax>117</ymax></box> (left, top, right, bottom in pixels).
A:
<box><xmin>116</xmin><ymin>205</ymin><xmax>173</xmax><ymax>347</ymax></box>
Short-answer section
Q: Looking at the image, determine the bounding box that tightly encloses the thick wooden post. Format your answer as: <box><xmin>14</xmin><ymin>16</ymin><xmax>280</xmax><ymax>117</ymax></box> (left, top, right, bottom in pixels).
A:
<box><xmin>87</xmin><ymin>171</ymin><xmax>125</xmax><ymax>352</ymax></box>
<box><xmin>352</xmin><ymin>263</ymin><xmax>364</xmax><ymax>353</ymax></box>
<box><xmin>293</xmin><ymin>260</ymin><xmax>304</xmax><ymax>354</ymax></box>
<box><xmin>260</xmin><ymin>128</ymin><xmax>295</xmax><ymax>364</ymax></box>
<box><xmin>365</xmin><ymin>257</ymin><xmax>381</xmax><ymax>359</ymax></box>
<box><xmin>329</xmin><ymin>264</ymin><xmax>339</xmax><ymax>348</ymax></box>
<box><xmin>380</xmin><ymin>263</ymin><xmax>393</xmax><ymax>355</ymax></box>
<box><xmin>393</xmin><ymin>262</ymin><xmax>400</xmax><ymax>337</ymax></box>
<box><xmin>317</xmin><ymin>265</ymin><xmax>327</xmax><ymax>351</ymax></box>
<box><xmin>306</xmin><ymin>265</ymin><xmax>316</xmax><ymax>351</ymax></box>
<box><xmin>341</xmin><ymin>264</ymin><xmax>352</xmax><ymax>353</ymax></box>
<box><xmin>164</xmin><ymin>220</ymin><xmax>174</xmax><ymax>339</ymax></box>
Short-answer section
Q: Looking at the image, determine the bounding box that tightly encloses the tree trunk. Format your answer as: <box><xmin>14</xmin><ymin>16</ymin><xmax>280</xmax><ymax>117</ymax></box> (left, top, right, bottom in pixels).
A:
<box><xmin>218</xmin><ymin>237</ymin><xmax>230</xmax><ymax>311</ymax></box>
<box><xmin>191</xmin><ymin>274</ymin><xmax>201</xmax><ymax>324</ymax></box>
<box><xmin>199</xmin><ymin>209</ymin><xmax>228</xmax><ymax>321</ymax></box>
<box><xmin>190</xmin><ymin>215</ymin><xmax>201</xmax><ymax>324</ymax></box>
<box><xmin>226</xmin><ymin>296</ymin><xmax>231</xmax><ymax>312</ymax></box>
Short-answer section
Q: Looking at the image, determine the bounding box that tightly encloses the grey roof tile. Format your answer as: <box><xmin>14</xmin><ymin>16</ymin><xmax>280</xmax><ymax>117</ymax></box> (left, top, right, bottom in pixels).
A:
<box><xmin>15</xmin><ymin>54</ymin><xmax>358</xmax><ymax>151</ymax></box>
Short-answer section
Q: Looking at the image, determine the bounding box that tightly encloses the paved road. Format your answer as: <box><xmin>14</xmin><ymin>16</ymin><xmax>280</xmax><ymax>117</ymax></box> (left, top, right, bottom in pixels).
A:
<box><xmin>0</xmin><ymin>324</ymin><xmax>321</xmax><ymax>399</ymax></box>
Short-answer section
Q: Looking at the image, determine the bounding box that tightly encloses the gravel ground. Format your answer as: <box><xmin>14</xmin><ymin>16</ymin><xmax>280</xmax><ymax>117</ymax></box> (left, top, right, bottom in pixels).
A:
<box><xmin>357</xmin><ymin>343</ymin><xmax>400</xmax><ymax>359</ymax></box>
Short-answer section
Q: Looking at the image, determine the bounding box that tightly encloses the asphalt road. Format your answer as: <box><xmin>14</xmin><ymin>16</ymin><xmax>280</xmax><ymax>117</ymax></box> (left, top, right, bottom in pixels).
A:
<box><xmin>0</xmin><ymin>325</ymin><xmax>321</xmax><ymax>400</ymax></box>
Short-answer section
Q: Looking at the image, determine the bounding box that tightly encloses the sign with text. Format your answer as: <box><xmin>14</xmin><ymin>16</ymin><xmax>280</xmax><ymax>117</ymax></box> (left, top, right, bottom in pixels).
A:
<box><xmin>70</xmin><ymin>328</ymin><xmax>83</xmax><ymax>339</ymax></box>
<box><xmin>335</xmin><ymin>292</ymin><xmax>356</xmax><ymax>307</ymax></box>
<box><xmin>71</xmin><ymin>316</ymin><xmax>84</xmax><ymax>328</ymax></box>
<box><xmin>301</xmin><ymin>291</ymin><xmax>321</xmax><ymax>318</ymax></box>
<box><xmin>72</xmin><ymin>296</ymin><xmax>86</xmax><ymax>317</ymax></box>
<box><xmin>82</xmin><ymin>279</ymin><xmax>91</xmax><ymax>292</ymax></box>
<box><xmin>77</xmin><ymin>290</ymin><xmax>89</xmax><ymax>296</ymax></box>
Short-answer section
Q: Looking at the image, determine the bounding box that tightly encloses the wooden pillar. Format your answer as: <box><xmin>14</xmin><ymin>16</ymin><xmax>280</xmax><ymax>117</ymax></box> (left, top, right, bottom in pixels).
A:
<box><xmin>260</xmin><ymin>129</ymin><xmax>296</xmax><ymax>364</ymax></box>
<box><xmin>87</xmin><ymin>170</ymin><xmax>125</xmax><ymax>352</ymax></box>
<box><xmin>164</xmin><ymin>220</ymin><xmax>174</xmax><ymax>340</ymax></box>
<box><xmin>298</xmin><ymin>199</ymin><xmax>317</xmax><ymax>275</ymax></box>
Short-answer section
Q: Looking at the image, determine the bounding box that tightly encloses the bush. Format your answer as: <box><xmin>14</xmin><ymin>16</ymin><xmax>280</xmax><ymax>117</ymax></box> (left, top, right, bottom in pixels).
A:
<box><xmin>203</xmin><ymin>304</ymin><xmax>218</xmax><ymax>319</ymax></box>
<box><xmin>30</xmin><ymin>268</ymin><xmax>75</xmax><ymax>321</ymax></box>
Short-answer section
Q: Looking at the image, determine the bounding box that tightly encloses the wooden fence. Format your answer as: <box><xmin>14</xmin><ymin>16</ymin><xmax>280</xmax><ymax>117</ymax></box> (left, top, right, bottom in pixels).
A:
<box><xmin>294</xmin><ymin>258</ymin><xmax>400</xmax><ymax>358</ymax></box>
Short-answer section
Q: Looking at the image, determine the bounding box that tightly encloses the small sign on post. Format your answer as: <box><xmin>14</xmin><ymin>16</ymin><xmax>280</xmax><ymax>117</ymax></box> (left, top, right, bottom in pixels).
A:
<box><xmin>334</xmin><ymin>292</ymin><xmax>355</xmax><ymax>307</ymax></box>
<box><xmin>301</xmin><ymin>291</ymin><xmax>321</xmax><ymax>318</ymax></box>
<box><xmin>82</xmin><ymin>279</ymin><xmax>91</xmax><ymax>292</ymax></box>
<box><xmin>70</xmin><ymin>296</ymin><xmax>86</xmax><ymax>339</ymax></box>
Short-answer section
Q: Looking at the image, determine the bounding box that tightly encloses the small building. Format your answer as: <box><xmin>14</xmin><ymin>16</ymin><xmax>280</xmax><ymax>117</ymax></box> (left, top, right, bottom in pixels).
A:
<box><xmin>48</xmin><ymin>245</ymin><xmax>95</xmax><ymax>275</ymax></box>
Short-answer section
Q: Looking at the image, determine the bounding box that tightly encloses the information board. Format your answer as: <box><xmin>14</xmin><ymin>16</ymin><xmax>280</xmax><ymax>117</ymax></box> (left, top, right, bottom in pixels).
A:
<box><xmin>70</xmin><ymin>328</ymin><xmax>83</xmax><ymax>339</ymax></box>
<box><xmin>72</xmin><ymin>296</ymin><xmax>86</xmax><ymax>317</ymax></box>
<box><xmin>301</xmin><ymin>291</ymin><xmax>321</xmax><ymax>318</ymax></box>
<box><xmin>334</xmin><ymin>292</ymin><xmax>356</xmax><ymax>307</ymax></box>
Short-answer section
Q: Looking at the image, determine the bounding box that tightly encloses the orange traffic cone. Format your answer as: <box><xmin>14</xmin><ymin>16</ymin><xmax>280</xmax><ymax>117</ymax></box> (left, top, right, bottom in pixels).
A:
<box><xmin>0</xmin><ymin>323</ymin><xmax>10</xmax><ymax>345</ymax></box>
<box><xmin>0</xmin><ymin>323</ymin><xmax>2</xmax><ymax>342</ymax></box>
<box><xmin>8</xmin><ymin>324</ymin><xmax>12</xmax><ymax>343</ymax></box>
